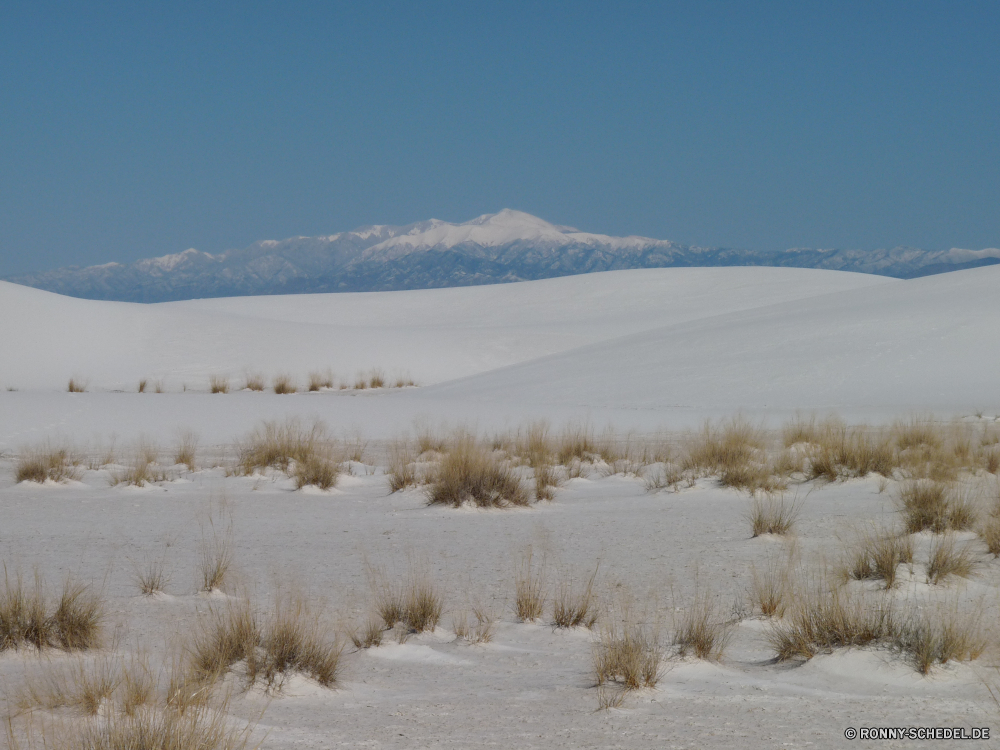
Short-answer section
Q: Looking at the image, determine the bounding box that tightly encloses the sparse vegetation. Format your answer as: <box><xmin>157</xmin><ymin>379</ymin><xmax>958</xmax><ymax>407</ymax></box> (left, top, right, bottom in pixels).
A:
<box><xmin>243</xmin><ymin>372</ymin><xmax>266</xmax><ymax>391</ymax></box>
<box><xmin>427</xmin><ymin>437</ymin><xmax>529</xmax><ymax>508</ymax></box>
<box><xmin>514</xmin><ymin>548</ymin><xmax>546</xmax><ymax>622</ymax></box>
<box><xmin>926</xmin><ymin>533</ymin><xmax>978</xmax><ymax>584</ymax></box>
<box><xmin>453</xmin><ymin>608</ymin><xmax>495</xmax><ymax>644</ymax></box>
<box><xmin>189</xmin><ymin>593</ymin><xmax>341</xmax><ymax>691</ymax></box>
<box><xmin>174</xmin><ymin>430</ymin><xmax>198</xmax><ymax>470</ymax></box>
<box><xmin>15</xmin><ymin>442</ymin><xmax>80</xmax><ymax>484</ymax></box>
<box><xmin>109</xmin><ymin>439</ymin><xmax>168</xmax><ymax>487</ymax></box>
<box><xmin>552</xmin><ymin>567</ymin><xmax>598</xmax><ymax>628</ymax></box>
<box><xmin>594</xmin><ymin>616</ymin><xmax>662</xmax><ymax>703</ymax></box>
<box><xmin>386</xmin><ymin>442</ymin><xmax>417</xmax><ymax>492</ymax></box>
<box><xmin>843</xmin><ymin>527</ymin><xmax>914</xmax><ymax>588</ymax></box>
<box><xmin>292</xmin><ymin>453</ymin><xmax>339</xmax><ymax>490</ymax></box>
<box><xmin>747</xmin><ymin>494</ymin><xmax>800</xmax><ymax>537</ymax></box>
<box><xmin>308</xmin><ymin>371</ymin><xmax>334</xmax><ymax>391</ymax></box>
<box><xmin>209</xmin><ymin>375</ymin><xmax>229</xmax><ymax>394</ymax></box>
<box><xmin>673</xmin><ymin>590</ymin><xmax>732</xmax><ymax>660</ymax></box>
<box><xmin>896</xmin><ymin>480</ymin><xmax>978</xmax><ymax>534</ymax></box>
<box><xmin>368</xmin><ymin>369</ymin><xmax>386</xmax><ymax>388</ymax></box>
<box><xmin>0</xmin><ymin>571</ymin><xmax>102</xmax><ymax>652</ymax></box>
<box><xmin>233</xmin><ymin>417</ymin><xmax>334</xmax><ymax>480</ymax></box>
<box><xmin>749</xmin><ymin>555</ymin><xmax>793</xmax><ymax>617</ymax></box>
<box><xmin>367</xmin><ymin>568</ymin><xmax>443</xmax><ymax>634</ymax></box>
<box><xmin>272</xmin><ymin>374</ymin><xmax>296</xmax><ymax>394</ymax></box>
<box><xmin>133</xmin><ymin>557</ymin><xmax>169</xmax><ymax>596</ymax></box>
<box><xmin>138</xmin><ymin>378</ymin><xmax>148</xmax><ymax>393</ymax></box>
<box><xmin>67</xmin><ymin>378</ymin><xmax>86</xmax><ymax>393</ymax></box>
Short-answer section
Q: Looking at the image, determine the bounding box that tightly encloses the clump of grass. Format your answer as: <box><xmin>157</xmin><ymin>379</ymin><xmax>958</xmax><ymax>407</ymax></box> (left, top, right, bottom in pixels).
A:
<box><xmin>243</xmin><ymin>372</ymin><xmax>265</xmax><ymax>391</ymax></box>
<box><xmin>453</xmin><ymin>608</ymin><xmax>495</xmax><ymax>644</ymax></box>
<box><xmin>552</xmin><ymin>567</ymin><xmax>598</xmax><ymax>629</ymax></box>
<box><xmin>67</xmin><ymin>378</ymin><xmax>86</xmax><ymax>393</ymax></box>
<box><xmin>292</xmin><ymin>453</ymin><xmax>339</xmax><ymax>490</ymax></box>
<box><xmin>682</xmin><ymin>417</ymin><xmax>766</xmax><ymax>478</ymax></box>
<box><xmin>353</xmin><ymin>374</ymin><xmax>368</xmax><ymax>390</ymax></box>
<box><xmin>896</xmin><ymin>480</ymin><xmax>978</xmax><ymax>534</ymax></box>
<box><xmin>843</xmin><ymin>527</ymin><xmax>914</xmax><ymax>588</ymax></box>
<box><xmin>109</xmin><ymin>440</ymin><xmax>167</xmax><ymax>487</ymax></box>
<box><xmin>15</xmin><ymin>442</ymin><xmax>80</xmax><ymax>484</ymax></box>
<box><xmin>426</xmin><ymin>437</ymin><xmax>528</xmax><ymax>508</ymax></box>
<box><xmin>133</xmin><ymin>557</ymin><xmax>169</xmax><ymax>596</ymax></box>
<box><xmin>233</xmin><ymin>418</ymin><xmax>330</xmax><ymax>476</ymax></box>
<box><xmin>644</xmin><ymin>463</ymin><xmax>686</xmax><ymax>493</ymax></box>
<box><xmin>672</xmin><ymin>591</ymin><xmax>732</xmax><ymax>660</ymax></box>
<box><xmin>209</xmin><ymin>375</ymin><xmax>229</xmax><ymax>394</ymax></box>
<box><xmin>768</xmin><ymin>584</ymin><xmax>898</xmax><ymax>661</ymax></box>
<box><xmin>534</xmin><ymin>463</ymin><xmax>559</xmax><ymax>501</ymax></box>
<box><xmin>368</xmin><ymin>369</ymin><xmax>386</xmax><ymax>388</ymax></box>
<box><xmin>272</xmin><ymin>374</ymin><xmax>296</xmax><ymax>394</ymax></box>
<box><xmin>386</xmin><ymin>443</ymin><xmax>417</xmax><ymax>492</ymax></box>
<box><xmin>557</xmin><ymin>423</ymin><xmax>597</xmax><ymax>465</ymax></box>
<box><xmin>174</xmin><ymin>430</ymin><xmax>198</xmax><ymax>470</ymax></box>
<box><xmin>979</xmin><ymin>510</ymin><xmax>1000</xmax><ymax>556</ymax></box>
<box><xmin>747</xmin><ymin>494</ymin><xmax>800</xmax><ymax>537</ymax></box>
<box><xmin>308</xmin><ymin>371</ymin><xmax>333</xmax><ymax>391</ymax></box>
<box><xmin>138</xmin><ymin>379</ymin><xmax>148</xmax><ymax>393</ymax></box>
<box><xmin>899</xmin><ymin>604</ymin><xmax>987</xmax><ymax>674</ymax></box>
<box><xmin>804</xmin><ymin>424</ymin><xmax>898</xmax><ymax>481</ymax></box>
<box><xmin>926</xmin><ymin>534</ymin><xmax>978</xmax><ymax>585</ymax></box>
<box><xmin>749</xmin><ymin>555</ymin><xmax>793</xmax><ymax>617</ymax></box>
<box><xmin>190</xmin><ymin>593</ymin><xmax>341</xmax><ymax>691</ymax></box>
<box><xmin>199</xmin><ymin>518</ymin><xmax>233</xmax><ymax>593</ymax></box>
<box><xmin>349</xmin><ymin>618</ymin><xmax>385</xmax><ymax>649</ymax></box>
<box><xmin>594</xmin><ymin>619</ymin><xmax>662</xmax><ymax>695</ymax></box>
<box><xmin>514</xmin><ymin>548</ymin><xmax>546</xmax><ymax>622</ymax></box>
<box><xmin>367</xmin><ymin>568</ymin><xmax>443</xmax><ymax>633</ymax></box>
<box><xmin>0</xmin><ymin>571</ymin><xmax>103</xmax><ymax>652</ymax></box>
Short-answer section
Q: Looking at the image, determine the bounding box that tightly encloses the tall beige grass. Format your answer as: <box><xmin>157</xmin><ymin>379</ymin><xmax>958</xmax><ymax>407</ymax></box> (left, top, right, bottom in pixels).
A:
<box><xmin>426</xmin><ymin>437</ymin><xmax>528</xmax><ymax>508</ymax></box>
<box><xmin>552</xmin><ymin>567</ymin><xmax>599</xmax><ymax>628</ymax></box>
<box><xmin>0</xmin><ymin>571</ymin><xmax>103</xmax><ymax>652</ymax></box>
<box><xmin>242</xmin><ymin>373</ymin><xmax>266</xmax><ymax>391</ymax></box>
<box><xmin>209</xmin><ymin>375</ymin><xmax>229</xmax><ymax>394</ymax></box>
<box><xmin>514</xmin><ymin>548</ymin><xmax>546</xmax><ymax>622</ymax></box>
<box><xmin>272</xmin><ymin>374</ymin><xmax>296</xmax><ymax>394</ymax></box>
<box><xmin>15</xmin><ymin>443</ymin><xmax>80</xmax><ymax>484</ymax></box>
<box><xmin>672</xmin><ymin>590</ymin><xmax>732</xmax><ymax>660</ymax></box>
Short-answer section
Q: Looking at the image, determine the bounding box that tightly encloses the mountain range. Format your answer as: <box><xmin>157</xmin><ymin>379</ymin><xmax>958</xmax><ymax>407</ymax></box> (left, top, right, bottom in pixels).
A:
<box><xmin>6</xmin><ymin>209</ymin><xmax>1000</xmax><ymax>302</ymax></box>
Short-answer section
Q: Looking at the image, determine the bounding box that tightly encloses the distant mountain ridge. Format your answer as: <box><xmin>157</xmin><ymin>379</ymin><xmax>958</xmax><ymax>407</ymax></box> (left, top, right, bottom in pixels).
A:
<box><xmin>6</xmin><ymin>209</ymin><xmax>1000</xmax><ymax>302</ymax></box>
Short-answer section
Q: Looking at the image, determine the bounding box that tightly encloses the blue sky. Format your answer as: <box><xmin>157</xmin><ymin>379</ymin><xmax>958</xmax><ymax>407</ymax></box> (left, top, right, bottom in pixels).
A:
<box><xmin>1</xmin><ymin>1</ymin><xmax>997</xmax><ymax>275</ymax></box>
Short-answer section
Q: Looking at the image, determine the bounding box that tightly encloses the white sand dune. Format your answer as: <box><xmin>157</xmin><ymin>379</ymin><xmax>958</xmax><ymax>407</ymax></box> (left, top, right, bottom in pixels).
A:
<box><xmin>2</xmin><ymin>265</ymin><xmax>999</xmax><ymax>749</ymax></box>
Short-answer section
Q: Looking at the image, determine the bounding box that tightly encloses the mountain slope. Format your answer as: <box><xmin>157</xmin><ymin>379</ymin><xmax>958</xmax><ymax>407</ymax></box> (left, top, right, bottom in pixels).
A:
<box><xmin>6</xmin><ymin>210</ymin><xmax>998</xmax><ymax>302</ymax></box>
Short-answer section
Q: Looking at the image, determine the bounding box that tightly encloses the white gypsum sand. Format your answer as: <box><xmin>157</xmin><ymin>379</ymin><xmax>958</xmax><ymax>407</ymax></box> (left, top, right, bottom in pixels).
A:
<box><xmin>1</xmin><ymin>266</ymin><xmax>998</xmax><ymax>749</ymax></box>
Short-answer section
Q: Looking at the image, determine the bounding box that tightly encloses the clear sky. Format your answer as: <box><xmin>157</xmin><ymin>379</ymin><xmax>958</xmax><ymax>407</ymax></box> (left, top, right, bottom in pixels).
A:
<box><xmin>1</xmin><ymin>1</ymin><xmax>997</xmax><ymax>275</ymax></box>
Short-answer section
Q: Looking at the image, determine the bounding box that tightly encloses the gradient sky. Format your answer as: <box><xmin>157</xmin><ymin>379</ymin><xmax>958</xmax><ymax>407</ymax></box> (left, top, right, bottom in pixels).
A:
<box><xmin>1</xmin><ymin>1</ymin><xmax>997</xmax><ymax>276</ymax></box>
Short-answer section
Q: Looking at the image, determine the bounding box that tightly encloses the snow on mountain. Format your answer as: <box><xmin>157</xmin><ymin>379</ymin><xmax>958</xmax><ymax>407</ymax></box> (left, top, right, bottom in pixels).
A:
<box><xmin>4</xmin><ymin>210</ymin><xmax>999</xmax><ymax>302</ymax></box>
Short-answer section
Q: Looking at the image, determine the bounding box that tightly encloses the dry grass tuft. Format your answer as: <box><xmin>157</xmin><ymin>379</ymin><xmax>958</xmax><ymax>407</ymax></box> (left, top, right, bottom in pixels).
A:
<box><xmin>67</xmin><ymin>378</ymin><xmax>86</xmax><ymax>393</ymax></box>
<box><xmin>534</xmin><ymin>463</ymin><xmax>560</xmax><ymax>501</ymax></box>
<box><xmin>272</xmin><ymin>374</ymin><xmax>296</xmax><ymax>394</ymax></box>
<box><xmin>133</xmin><ymin>557</ymin><xmax>169</xmax><ymax>597</ymax></box>
<box><xmin>749</xmin><ymin>555</ymin><xmax>793</xmax><ymax>617</ymax></box>
<box><xmin>552</xmin><ymin>568</ymin><xmax>599</xmax><ymax>629</ymax></box>
<box><xmin>926</xmin><ymin>534</ymin><xmax>978</xmax><ymax>584</ymax></box>
<box><xmin>672</xmin><ymin>591</ymin><xmax>732</xmax><ymax>660</ymax></box>
<box><xmin>191</xmin><ymin>593</ymin><xmax>341</xmax><ymax>691</ymax></box>
<box><xmin>386</xmin><ymin>443</ymin><xmax>417</xmax><ymax>492</ymax></box>
<box><xmin>453</xmin><ymin>608</ymin><xmax>495</xmax><ymax>644</ymax></box>
<box><xmin>199</xmin><ymin>519</ymin><xmax>233</xmax><ymax>593</ymax></box>
<box><xmin>209</xmin><ymin>375</ymin><xmax>229</xmax><ymax>394</ymax></box>
<box><xmin>900</xmin><ymin>604</ymin><xmax>987</xmax><ymax>674</ymax></box>
<box><xmin>137</xmin><ymin>379</ymin><xmax>147</xmax><ymax>393</ymax></box>
<box><xmin>368</xmin><ymin>369</ymin><xmax>386</xmax><ymax>389</ymax></box>
<box><xmin>557</xmin><ymin>423</ymin><xmax>597</xmax><ymax>465</ymax></box>
<box><xmin>843</xmin><ymin>527</ymin><xmax>913</xmax><ymax>588</ymax></box>
<box><xmin>349</xmin><ymin>618</ymin><xmax>385</xmax><ymax>650</ymax></box>
<box><xmin>514</xmin><ymin>548</ymin><xmax>546</xmax><ymax>622</ymax></box>
<box><xmin>15</xmin><ymin>443</ymin><xmax>80</xmax><ymax>484</ymax></box>
<box><xmin>768</xmin><ymin>583</ymin><xmax>898</xmax><ymax>661</ymax></box>
<box><xmin>896</xmin><ymin>480</ymin><xmax>978</xmax><ymax>534</ymax></box>
<box><xmin>747</xmin><ymin>493</ymin><xmax>800</xmax><ymax>537</ymax></box>
<box><xmin>594</xmin><ymin>619</ymin><xmax>662</xmax><ymax>694</ymax></box>
<box><xmin>292</xmin><ymin>453</ymin><xmax>339</xmax><ymax>490</ymax></box>
<box><xmin>109</xmin><ymin>440</ymin><xmax>167</xmax><ymax>487</ymax></box>
<box><xmin>427</xmin><ymin>437</ymin><xmax>528</xmax><ymax>508</ymax></box>
<box><xmin>683</xmin><ymin>417</ymin><xmax>766</xmax><ymax>476</ymax></box>
<box><xmin>173</xmin><ymin>430</ymin><xmax>198</xmax><ymax>471</ymax></box>
<box><xmin>233</xmin><ymin>418</ymin><xmax>333</xmax><ymax>478</ymax></box>
<box><xmin>307</xmin><ymin>371</ymin><xmax>334</xmax><ymax>391</ymax></box>
<box><xmin>367</xmin><ymin>568</ymin><xmax>443</xmax><ymax>633</ymax></box>
<box><xmin>0</xmin><ymin>571</ymin><xmax>102</xmax><ymax>652</ymax></box>
<box><xmin>242</xmin><ymin>373</ymin><xmax>265</xmax><ymax>391</ymax></box>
